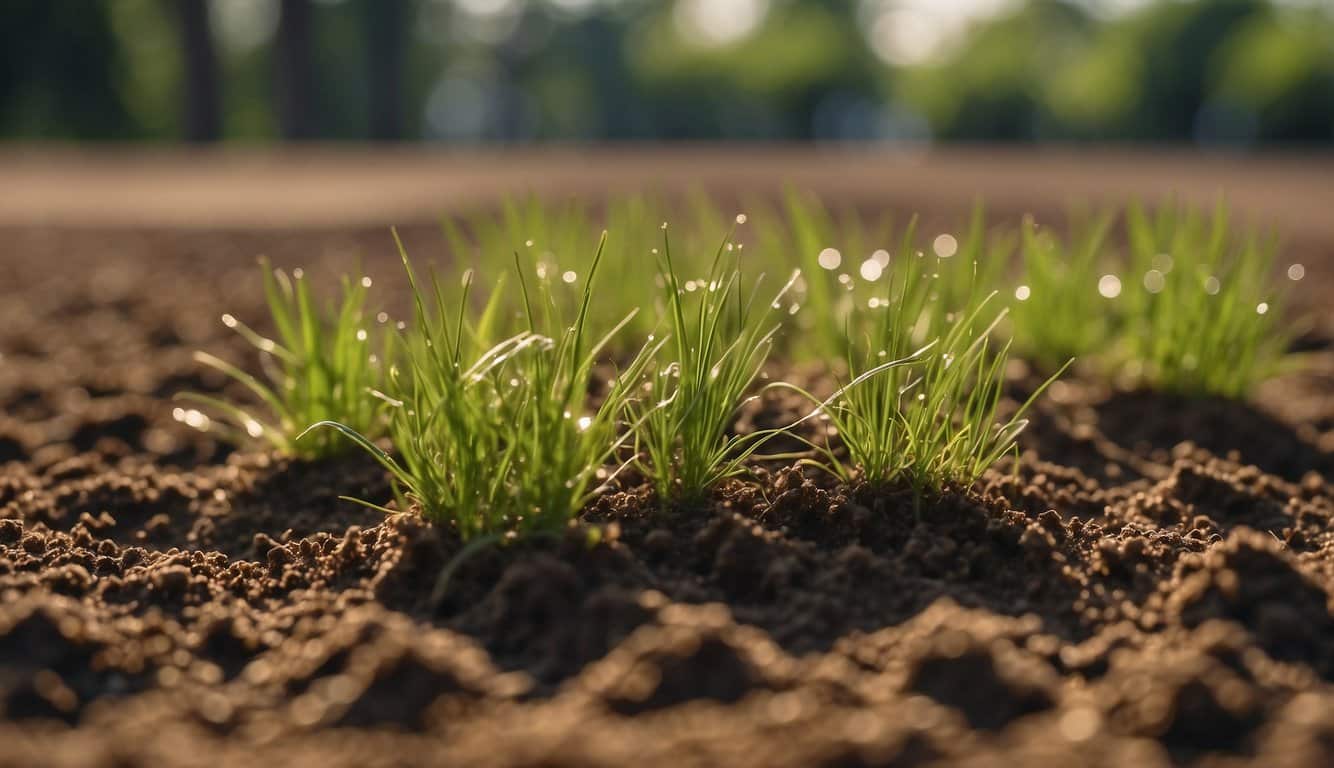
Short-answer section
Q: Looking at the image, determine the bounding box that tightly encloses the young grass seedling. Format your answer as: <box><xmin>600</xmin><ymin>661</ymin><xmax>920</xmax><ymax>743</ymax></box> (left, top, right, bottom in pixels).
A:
<box><xmin>179</xmin><ymin>258</ymin><xmax>385</xmax><ymax>458</ymax></box>
<box><xmin>1121</xmin><ymin>202</ymin><xmax>1291</xmax><ymax>397</ymax></box>
<box><xmin>1006</xmin><ymin>210</ymin><xmax>1116</xmax><ymax>372</ymax></box>
<box><xmin>787</xmin><ymin>217</ymin><xmax>1068</xmax><ymax>501</ymax></box>
<box><xmin>634</xmin><ymin>221</ymin><xmax>799</xmax><ymax>504</ymax></box>
<box><xmin>305</xmin><ymin>231</ymin><xmax>661</xmax><ymax>542</ymax></box>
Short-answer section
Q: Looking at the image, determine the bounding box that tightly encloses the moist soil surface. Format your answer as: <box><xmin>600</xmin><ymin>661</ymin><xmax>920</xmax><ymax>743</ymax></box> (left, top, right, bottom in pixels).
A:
<box><xmin>1</xmin><ymin>223</ymin><xmax>1333</xmax><ymax>767</ymax></box>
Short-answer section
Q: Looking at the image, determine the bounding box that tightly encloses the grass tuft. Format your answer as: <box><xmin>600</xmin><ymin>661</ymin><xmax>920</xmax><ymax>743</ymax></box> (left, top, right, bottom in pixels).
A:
<box><xmin>634</xmin><ymin>222</ymin><xmax>799</xmax><ymax>504</ymax></box>
<box><xmin>305</xmin><ymin>231</ymin><xmax>660</xmax><ymax>541</ymax></box>
<box><xmin>1006</xmin><ymin>202</ymin><xmax>1294</xmax><ymax>397</ymax></box>
<box><xmin>179</xmin><ymin>258</ymin><xmax>386</xmax><ymax>458</ymax></box>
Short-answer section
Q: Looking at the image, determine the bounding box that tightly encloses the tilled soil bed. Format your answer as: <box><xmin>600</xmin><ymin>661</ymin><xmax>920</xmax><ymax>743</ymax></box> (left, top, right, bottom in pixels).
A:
<box><xmin>1</xmin><ymin>225</ymin><xmax>1332</xmax><ymax>767</ymax></box>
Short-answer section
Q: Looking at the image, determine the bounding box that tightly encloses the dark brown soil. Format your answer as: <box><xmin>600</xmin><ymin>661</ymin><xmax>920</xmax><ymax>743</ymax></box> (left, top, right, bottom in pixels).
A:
<box><xmin>1</xmin><ymin>222</ymin><xmax>1332</xmax><ymax>767</ymax></box>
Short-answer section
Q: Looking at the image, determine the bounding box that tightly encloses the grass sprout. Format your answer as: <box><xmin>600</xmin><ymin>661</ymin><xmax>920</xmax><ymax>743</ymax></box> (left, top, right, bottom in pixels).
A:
<box><xmin>1121</xmin><ymin>201</ymin><xmax>1290</xmax><ymax>397</ymax></box>
<box><xmin>794</xmin><ymin>227</ymin><xmax>1068</xmax><ymax>497</ymax></box>
<box><xmin>179</xmin><ymin>258</ymin><xmax>385</xmax><ymax>458</ymax></box>
<box><xmin>305</xmin><ymin>231</ymin><xmax>661</xmax><ymax>541</ymax></box>
<box><xmin>634</xmin><ymin>224</ymin><xmax>799</xmax><ymax>503</ymax></box>
<box><xmin>1006</xmin><ymin>202</ymin><xmax>1293</xmax><ymax>397</ymax></box>
<box><xmin>1007</xmin><ymin>210</ymin><xmax>1116</xmax><ymax>371</ymax></box>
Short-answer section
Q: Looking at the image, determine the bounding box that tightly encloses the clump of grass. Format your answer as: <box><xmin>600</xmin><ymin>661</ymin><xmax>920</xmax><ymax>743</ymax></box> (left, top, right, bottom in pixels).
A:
<box><xmin>1007</xmin><ymin>210</ymin><xmax>1116</xmax><ymax>371</ymax></box>
<box><xmin>1120</xmin><ymin>202</ymin><xmax>1291</xmax><ymax>397</ymax></box>
<box><xmin>634</xmin><ymin>221</ymin><xmax>799</xmax><ymax>504</ymax></box>
<box><xmin>178</xmin><ymin>258</ymin><xmax>385</xmax><ymax>458</ymax></box>
<box><xmin>1006</xmin><ymin>202</ymin><xmax>1295</xmax><ymax>397</ymax></box>
<box><xmin>306</xmin><ymin>232</ymin><xmax>660</xmax><ymax>542</ymax></box>
<box><xmin>796</xmin><ymin>222</ymin><xmax>1066</xmax><ymax>498</ymax></box>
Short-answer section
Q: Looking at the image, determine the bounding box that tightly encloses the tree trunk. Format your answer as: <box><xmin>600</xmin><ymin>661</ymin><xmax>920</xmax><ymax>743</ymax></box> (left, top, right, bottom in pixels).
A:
<box><xmin>365</xmin><ymin>0</ymin><xmax>406</xmax><ymax>141</ymax></box>
<box><xmin>177</xmin><ymin>0</ymin><xmax>221</xmax><ymax>142</ymax></box>
<box><xmin>275</xmin><ymin>0</ymin><xmax>315</xmax><ymax>140</ymax></box>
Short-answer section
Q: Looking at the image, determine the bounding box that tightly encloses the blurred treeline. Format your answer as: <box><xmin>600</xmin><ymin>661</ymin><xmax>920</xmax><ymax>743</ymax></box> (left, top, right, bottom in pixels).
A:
<box><xmin>1</xmin><ymin>0</ymin><xmax>1330</xmax><ymax>144</ymax></box>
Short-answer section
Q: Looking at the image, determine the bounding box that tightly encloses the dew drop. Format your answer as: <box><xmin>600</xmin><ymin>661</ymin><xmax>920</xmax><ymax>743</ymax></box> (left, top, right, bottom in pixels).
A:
<box><xmin>859</xmin><ymin>259</ymin><xmax>884</xmax><ymax>281</ymax></box>
<box><xmin>221</xmin><ymin>313</ymin><xmax>238</xmax><ymax>328</ymax></box>
<box><xmin>562</xmin><ymin>270</ymin><xmax>577</xmax><ymax>284</ymax></box>
<box><xmin>1143</xmin><ymin>270</ymin><xmax>1165</xmax><ymax>294</ymax></box>
<box><xmin>376</xmin><ymin>311</ymin><xmax>389</xmax><ymax>323</ymax></box>
<box><xmin>1256</xmin><ymin>302</ymin><xmax>1269</xmax><ymax>315</ymax></box>
<box><xmin>577</xmin><ymin>415</ymin><xmax>593</xmax><ymax>431</ymax></box>
<box><xmin>1097</xmin><ymin>275</ymin><xmax>1122</xmax><ymax>299</ymax></box>
<box><xmin>872</xmin><ymin>249</ymin><xmax>891</xmax><ymax>267</ymax></box>
<box><xmin>1288</xmin><ymin>263</ymin><xmax>1305</xmax><ymax>281</ymax></box>
<box><xmin>932</xmin><ymin>234</ymin><xmax>958</xmax><ymax>259</ymax></box>
<box><xmin>817</xmin><ymin>248</ymin><xmax>842</xmax><ymax>270</ymax></box>
<box><xmin>1014</xmin><ymin>285</ymin><xmax>1031</xmax><ymax>301</ymax></box>
<box><xmin>356</xmin><ymin>329</ymin><xmax>368</xmax><ymax>342</ymax></box>
<box><xmin>360</xmin><ymin>276</ymin><xmax>373</xmax><ymax>288</ymax></box>
<box><xmin>1203</xmin><ymin>276</ymin><xmax>1220</xmax><ymax>295</ymax></box>
<box><xmin>292</xmin><ymin>268</ymin><xmax>304</xmax><ymax>279</ymax></box>
<box><xmin>735</xmin><ymin>213</ymin><xmax>747</xmax><ymax>224</ymax></box>
<box><xmin>525</xmin><ymin>239</ymin><xmax>534</xmax><ymax>248</ymax></box>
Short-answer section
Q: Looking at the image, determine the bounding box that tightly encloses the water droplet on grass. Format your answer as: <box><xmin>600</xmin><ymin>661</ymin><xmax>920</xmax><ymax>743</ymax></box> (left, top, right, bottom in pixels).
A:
<box><xmin>860</xmin><ymin>259</ymin><xmax>883</xmax><ymax>281</ymax></box>
<box><xmin>872</xmin><ymin>249</ymin><xmax>890</xmax><ymax>267</ymax></box>
<box><xmin>735</xmin><ymin>213</ymin><xmax>747</xmax><ymax>224</ymax></box>
<box><xmin>1014</xmin><ymin>285</ymin><xmax>1031</xmax><ymax>301</ymax></box>
<box><xmin>360</xmin><ymin>276</ymin><xmax>373</xmax><ymax>288</ymax></box>
<box><xmin>1098</xmin><ymin>275</ymin><xmax>1122</xmax><ymax>299</ymax></box>
<box><xmin>356</xmin><ymin>329</ymin><xmax>368</xmax><ymax>342</ymax></box>
<box><xmin>1288</xmin><ymin>263</ymin><xmax>1305</xmax><ymax>281</ymax></box>
<box><xmin>1143</xmin><ymin>270</ymin><xmax>1165</xmax><ymax>293</ymax></box>
<box><xmin>817</xmin><ymin>248</ymin><xmax>841</xmax><ymax>270</ymax></box>
<box><xmin>1203</xmin><ymin>276</ymin><xmax>1220</xmax><ymax>295</ymax></box>
<box><xmin>932</xmin><ymin>234</ymin><xmax>958</xmax><ymax>258</ymax></box>
<box><xmin>1256</xmin><ymin>302</ymin><xmax>1269</xmax><ymax>315</ymax></box>
<box><xmin>562</xmin><ymin>270</ymin><xmax>577</xmax><ymax>284</ymax></box>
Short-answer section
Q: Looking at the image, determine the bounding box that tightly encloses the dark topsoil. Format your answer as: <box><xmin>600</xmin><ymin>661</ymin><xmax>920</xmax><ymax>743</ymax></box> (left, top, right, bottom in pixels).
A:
<box><xmin>1</xmin><ymin>225</ymin><xmax>1333</xmax><ymax>768</ymax></box>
